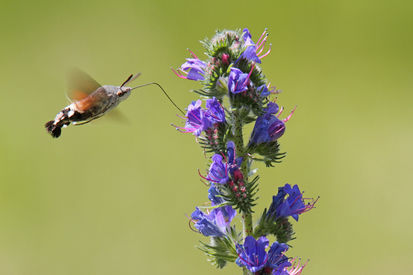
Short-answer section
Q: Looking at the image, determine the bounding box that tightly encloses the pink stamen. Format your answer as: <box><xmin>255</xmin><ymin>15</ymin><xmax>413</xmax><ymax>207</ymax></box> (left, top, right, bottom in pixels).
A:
<box><xmin>288</xmin><ymin>258</ymin><xmax>308</xmax><ymax>274</ymax></box>
<box><xmin>256</xmin><ymin>28</ymin><xmax>267</xmax><ymax>47</ymax></box>
<box><xmin>178</xmin><ymin>68</ymin><xmax>188</xmax><ymax>75</ymax></box>
<box><xmin>172</xmin><ymin>123</ymin><xmax>199</xmax><ymax>134</ymax></box>
<box><xmin>198</xmin><ymin>168</ymin><xmax>222</xmax><ymax>184</ymax></box>
<box><xmin>235</xmin><ymin>246</ymin><xmax>257</xmax><ymax>267</ymax></box>
<box><xmin>282</xmin><ymin>106</ymin><xmax>297</xmax><ymax>122</ymax></box>
<box><xmin>187</xmin><ymin>48</ymin><xmax>198</xmax><ymax>59</ymax></box>
<box><xmin>291</xmin><ymin>192</ymin><xmax>304</xmax><ymax>207</ymax></box>
<box><xmin>258</xmin><ymin>43</ymin><xmax>272</xmax><ymax>59</ymax></box>
<box><xmin>171</xmin><ymin>68</ymin><xmax>187</xmax><ymax>80</ymax></box>
<box><xmin>256</xmin><ymin>34</ymin><xmax>268</xmax><ymax>52</ymax></box>
<box><xmin>171</xmin><ymin>124</ymin><xmax>188</xmax><ymax>131</ymax></box>
<box><xmin>277</xmin><ymin>106</ymin><xmax>284</xmax><ymax>118</ymax></box>
<box><xmin>243</xmin><ymin>64</ymin><xmax>256</xmax><ymax>87</ymax></box>
<box><xmin>174</xmin><ymin>124</ymin><xmax>196</xmax><ymax>131</ymax></box>
<box><xmin>187</xmin><ymin>110</ymin><xmax>203</xmax><ymax>124</ymax></box>
<box><xmin>274</xmin><ymin>125</ymin><xmax>286</xmax><ymax>135</ymax></box>
<box><xmin>271</xmin><ymin>88</ymin><xmax>282</xmax><ymax>94</ymax></box>
<box><xmin>256</xmin><ymin>39</ymin><xmax>267</xmax><ymax>56</ymax></box>
<box><xmin>176</xmin><ymin>114</ymin><xmax>187</xmax><ymax>120</ymax></box>
<box><xmin>199</xmin><ymin>178</ymin><xmax>209</xmax><ymax>187</ymax></box>
<box><xmin>293</xmin><ymin>196</ymin><xmax>319</xmax><ymax>215</ymax></box>
<box><xmin>176</xmin><ymin>129</ymin><xmax>194</xmax><ymax>134</ymax></box>
<box><xmin>198</xmin><ymin>169</ymin><xmax>210</xmax><ymax>181</ymax></box>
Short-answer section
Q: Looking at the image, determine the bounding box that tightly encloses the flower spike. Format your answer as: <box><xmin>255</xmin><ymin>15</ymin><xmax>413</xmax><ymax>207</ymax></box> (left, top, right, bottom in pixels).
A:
<box><xmin>173</xmin><ymin>27</ymin><xmax>317</xmax><ymax>272</ymax></box>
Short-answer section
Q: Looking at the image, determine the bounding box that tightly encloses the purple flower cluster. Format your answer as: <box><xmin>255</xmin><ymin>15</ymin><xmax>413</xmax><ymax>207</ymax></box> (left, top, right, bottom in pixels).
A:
<box><xmin>236</xmin><ymin>236</ymin><xmax>290</xmax><ymax>273</ymax></box>
<box><xmin>191</xmin><ymin>142</ymin><xmax>244</xmax><ymax>237</ymax></box>
<box><xmin>267</xmin><ymin>184</ymin><xmax>318</xmax><ymax>221</ymax></box>
<box><xmin>174</xmin><ymin>28</ymin><xmax>316</xmax><ymax>274</ymax></box>
<box><xmin>175</xmin><ymin>97</ymin><xmax>225</xmax><ymax>136</ymax></box>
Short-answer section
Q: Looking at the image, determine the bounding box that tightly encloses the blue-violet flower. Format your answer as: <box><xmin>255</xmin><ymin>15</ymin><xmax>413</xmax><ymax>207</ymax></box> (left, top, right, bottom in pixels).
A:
<box><xmin>228</xmin><ymin>67</ymin><xmax>250</xmax><ymax>94</ymax></box>
<box><xmin>240</xmin><ymin>28</ymin><xmax>261</xmax><ymax>63</ymax></box>
<box><xmin>236</xmin><ymin>236</ymin><xmax>290</xmax><ymax>273</ymax></box>
<box><xmin>267</xmin><ymin>184</ymin><xmax>318</xmax><ymax>221</ymax></box>
<box><xmin>191</xmin><ymin>206</ymin><xmax>236</xmax><ymax>237</ymax></box>
<box><xmin>249</xmin><ymin>102</ymin><xmax>296</xmax><ymax>145</ymax></box>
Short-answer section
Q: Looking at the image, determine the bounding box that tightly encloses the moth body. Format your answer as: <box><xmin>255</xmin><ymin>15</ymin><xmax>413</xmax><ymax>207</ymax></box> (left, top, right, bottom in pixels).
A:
<box><xmin>45</xmin><ymin>84</ymin><xmax>131</xmax><ymax>138</ymax></box>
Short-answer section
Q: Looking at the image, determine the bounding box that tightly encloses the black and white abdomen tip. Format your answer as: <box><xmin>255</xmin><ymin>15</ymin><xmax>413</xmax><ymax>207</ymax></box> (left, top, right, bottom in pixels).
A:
<box><xmin>45</xmin><ymin>120</ymin><xmax>62</xmax><ymax>138</ymax></box>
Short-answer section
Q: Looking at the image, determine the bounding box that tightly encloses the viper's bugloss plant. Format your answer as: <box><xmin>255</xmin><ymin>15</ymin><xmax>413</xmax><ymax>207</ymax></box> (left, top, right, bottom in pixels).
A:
<box><xmin>173</xmin><ymin>28</ymin><xmax>319</xmax><ymax>275</ymax></box>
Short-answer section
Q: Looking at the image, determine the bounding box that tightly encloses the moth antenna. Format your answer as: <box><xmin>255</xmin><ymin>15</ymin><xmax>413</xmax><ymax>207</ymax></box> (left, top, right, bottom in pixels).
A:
<box><xmin>130</xmin><ymin>82</ymin><xmax>185</xmax><ymax>115</ymax></box>
<box><xmin>120</xmin><ymin>74</ymin><xmax>133</xmax><ymax>88</ymax></box>
<box><xmin>129</xmin><ymin>73</ymin><xmax>141</xmax><ymax>83</ymax></box>
<box><xmin>121</xmin><ymin>73</ymin><xmax>141</xmax><ymax>88</ymax></box>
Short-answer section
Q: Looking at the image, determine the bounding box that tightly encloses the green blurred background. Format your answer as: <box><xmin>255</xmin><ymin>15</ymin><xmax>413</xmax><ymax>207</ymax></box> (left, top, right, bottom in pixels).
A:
<box><xmin>1</xmin><ymin>0</ymin><xmax>412</xmax><ymax>274</ymax></box>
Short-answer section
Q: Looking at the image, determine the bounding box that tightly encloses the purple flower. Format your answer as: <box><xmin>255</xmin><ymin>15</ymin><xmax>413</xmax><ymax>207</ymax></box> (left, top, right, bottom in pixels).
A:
<box><xmin>191</xmin><ymin>208</ymin><xmax>224</xmax><ymax>237</ymax></box>
<box><xmin>206</xmin><ymin>154</ymin><xmax>229</xmax><ymax>184</ymax></box>
<box><xmin>236</xmin><ymin>28</ymin><xmax>273</xmax><ymax>64</ymax></box>
<box><xmin>249</xmin><ymin>102</ymin><xmax>296</xmax><ymax>145</ymax></box>
<box><xmin>266</xmin><ymin>242</ymin><xmax>291</xmax><ymax>271</ymax></box>
<box><xmin>181</xmin><ymin>58</ymin><xmax>207</xmax><ymax>81</ymax></box>
<box><xmin>236</xmin><ymin>236</ymin><xmax>290</xmax><ymax>273</ymax></box>
<box><xmin>175</xmin><ymin>98</ymin><xmax>226</xmax><ymax>136</ymax></box>
<box><xmin>191</xmin><ymin>206</ymin><xmax>236</xmax><ymax>237</ymax></box>
<box><xmin>267</xmin><ymin>184</ymin><xmax>318</xmax><ymax>221</ymax></box>
<box><xmin>236</xmin><ymin>236</ymin><xmax>269</xmax><ymax>272</ymax></box>
<box><xmin>173</xmin><ymin>52</ymin><xmax>207</xmax><ymax>81</ymax></box>
<box><xmin>205</xmin><ymin>97</ymin><xmax>226</xmax><ymax>123</ymax></box>
<box><xmin>228</xmin><ymin>67</ymin><xmax>249</xmax><ymax>94</ymax></box>
<box><xmin>181</xmin><ymin>100</ymin><xmax>212</xmax><ymax>136</ymax></box>
<box><xmin>240</xmin><ymin>28</ymin><xmax>261</xmax><ymax>63</ymax></box>
<box><xmin>211</xmin><ymin>206</ymin><xmax>236</xmax><ymax>228</ymax></box>
<box><xmin>208</xmin><ymin>184</ymin><xmax>225</xmax><ymax>205</ymax></box>
<box><xmin>226</xmin><ymin>141</ymin><xmax>244</xmax><ymax>175</ymax></box>
<box><xmin>257</xmin><ymin>84</ymin><xmax>271</xmax><ymax>97</ymax></box>
<box><xmin>273</xmin><ymin>258</ymin><xmax>307</xmax><ymax>275</ymax></box>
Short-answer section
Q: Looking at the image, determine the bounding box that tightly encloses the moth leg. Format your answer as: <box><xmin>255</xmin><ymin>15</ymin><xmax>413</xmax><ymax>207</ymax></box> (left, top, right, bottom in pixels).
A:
<box><xmin>73</xmin><ymin>114</ymin><xmax>104</xmax><ymax>126</ymax></box>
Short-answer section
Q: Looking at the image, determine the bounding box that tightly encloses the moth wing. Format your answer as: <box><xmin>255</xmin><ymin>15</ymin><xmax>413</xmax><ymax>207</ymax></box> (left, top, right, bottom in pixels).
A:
<box><xmin>106</xmin><ymin>109</ymin><xmax>130</xmax><ymax>124</ymax></box>
<box><xmin>67</xmin><ymin>68</ymin><xmax>102</xmax><ymax>101</ymax></box>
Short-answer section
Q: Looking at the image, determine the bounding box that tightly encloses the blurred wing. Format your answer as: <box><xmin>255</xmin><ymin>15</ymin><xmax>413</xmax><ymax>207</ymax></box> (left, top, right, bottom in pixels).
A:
<box><xmin>106</xmin><ymin>109</ymin><xmax>130</xmax><ymax>124</ymax></box>
<box><xmin>67</xmin><ymin>68</ymin><xmax>102</xmax><ymax>101</ymax></box>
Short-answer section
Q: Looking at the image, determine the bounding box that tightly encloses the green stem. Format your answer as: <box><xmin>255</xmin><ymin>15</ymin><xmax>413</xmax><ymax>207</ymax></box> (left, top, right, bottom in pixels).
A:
<box><xmin>242</xmin><ymin>212</ymin><xmax>253</xmax><ymax>238</ymax></box>
<box><xmin>243</xmin><ymin>267</ymin><xmax>252</xmax><ymax>275</ymax></box>
<box><xmin>232</xmin><ymin>110</ymin><xmax>253</xmax><ymax>240</ymax></box>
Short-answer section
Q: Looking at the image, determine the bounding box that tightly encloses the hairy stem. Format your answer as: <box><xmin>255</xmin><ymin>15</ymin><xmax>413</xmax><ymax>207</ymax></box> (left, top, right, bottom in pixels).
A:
<box><xmin>232</xmin><ymin>110</ymin><xmax>253</xmax><ymax>240</ymax></box>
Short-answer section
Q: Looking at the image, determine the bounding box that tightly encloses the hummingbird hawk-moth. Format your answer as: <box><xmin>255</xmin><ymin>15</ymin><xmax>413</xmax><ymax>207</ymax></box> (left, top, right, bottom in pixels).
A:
<box><xmin>45</xmin><ymin>69</ymin><xmax>184</xmax><ymax>138</ymax></box>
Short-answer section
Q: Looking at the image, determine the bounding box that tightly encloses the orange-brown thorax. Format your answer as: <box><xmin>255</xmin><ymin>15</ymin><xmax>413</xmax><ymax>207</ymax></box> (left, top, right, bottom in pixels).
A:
<box><xmin>73</xmin><ymin>88</ymin><xmax>110</xmax><ymax>113</ymax></box>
